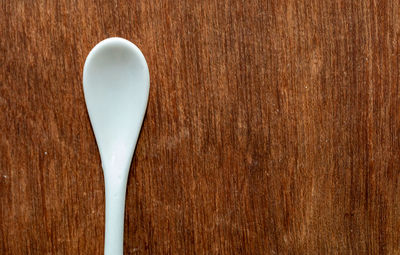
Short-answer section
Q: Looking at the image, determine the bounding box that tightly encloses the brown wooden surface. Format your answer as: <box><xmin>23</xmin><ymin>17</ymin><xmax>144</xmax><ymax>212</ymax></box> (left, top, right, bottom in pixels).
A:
<box><xmin>1</xmin><ymin>1</ymin><xmax>400</xmax><ymax>254</ymax></box>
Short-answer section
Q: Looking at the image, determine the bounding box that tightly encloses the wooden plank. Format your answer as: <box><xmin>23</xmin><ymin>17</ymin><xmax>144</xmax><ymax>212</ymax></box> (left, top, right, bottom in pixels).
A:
<box><xmin>1</xmin><ymin>0</ymin><xmax>400</xmax><ymax>254</ymax></box>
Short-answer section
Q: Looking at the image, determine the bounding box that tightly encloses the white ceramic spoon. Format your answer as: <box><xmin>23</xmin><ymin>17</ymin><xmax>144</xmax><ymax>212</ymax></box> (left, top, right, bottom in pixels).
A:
<box><xmin>83</xmin><ymin>37</ymin><xmax>149</xmax><ymax>255</ymax></box>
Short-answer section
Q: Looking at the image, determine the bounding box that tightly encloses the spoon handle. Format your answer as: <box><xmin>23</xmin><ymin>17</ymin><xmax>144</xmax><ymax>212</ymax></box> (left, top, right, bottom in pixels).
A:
<box><xmin>104</xmin><ymin>173</ymin><xmax>128</xmax><ymax>255</ymax></box>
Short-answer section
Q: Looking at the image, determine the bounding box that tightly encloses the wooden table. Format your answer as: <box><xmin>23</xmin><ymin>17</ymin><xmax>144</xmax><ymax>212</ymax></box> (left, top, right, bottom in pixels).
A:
<box><xmin>1</xmin><ymin>1</ymin><xmax>400</xmax><ymax>254</ymax></box>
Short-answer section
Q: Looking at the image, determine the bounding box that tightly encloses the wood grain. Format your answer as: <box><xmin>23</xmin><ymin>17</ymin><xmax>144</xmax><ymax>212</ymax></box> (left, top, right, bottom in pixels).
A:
<box><xmin>1</xmin><ymin>0</ymin><xmax>400</xmax><ymax>254</ymax></box>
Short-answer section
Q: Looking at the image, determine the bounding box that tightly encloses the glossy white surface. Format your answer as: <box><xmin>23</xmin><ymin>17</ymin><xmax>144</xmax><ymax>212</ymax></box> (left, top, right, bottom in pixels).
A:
<box><xmin>83</xmin><ymin>37</ymin><xmax>149</xmax><ymax>255</ymax></box>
